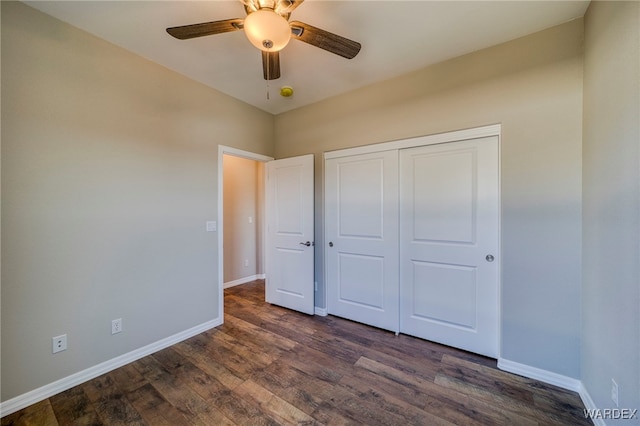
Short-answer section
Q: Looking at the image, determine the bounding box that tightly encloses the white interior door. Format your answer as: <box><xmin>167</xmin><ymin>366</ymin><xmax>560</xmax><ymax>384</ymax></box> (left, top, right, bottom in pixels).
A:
<box><xmin>325</xmin><ymin>150</ymin><xmax>399</xmax><ymax>332</ymax></box>
<box><xmin>265</xmin><ymin>154</ymin><xmax>315</xmax><ymax>315</ymax></box>
<box><xmin>399</xmin><ymin>137</ymin><xmax>499</xmax><ymax>357</ymax></box>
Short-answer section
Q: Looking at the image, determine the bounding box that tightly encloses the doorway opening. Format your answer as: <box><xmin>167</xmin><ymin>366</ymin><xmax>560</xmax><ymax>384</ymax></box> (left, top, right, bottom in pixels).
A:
<box><xmin>223</xmin><ymin>155</ymin><xmax>264</xmax><ymax>287</ymax></box>
<box><xmin>217</xmin><ymin>146</ymin><xmax>273</xmax><ymax>320</ymax></box>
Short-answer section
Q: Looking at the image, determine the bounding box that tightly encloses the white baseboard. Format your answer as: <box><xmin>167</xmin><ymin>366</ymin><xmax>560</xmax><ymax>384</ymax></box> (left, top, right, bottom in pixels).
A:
<box><xmin>224</xmin><ymin>274</ymin><xmax>266</xmax><ymax>289</ymax></box>
<box><xmin>0</xmin><ymin>317</ymin><xmax>223</xmax><ymax>418</ymax></box>
<box><xmin>314</xmin><ymin>307</ymin><xmax>328</xmax><ymax>316</ymax></box>
<box><xmin>578</xmin><ymin>383</ymin><xmax>604</xmax><ymax>426</ymax></box>
<box><xmin>497</xmin><ymin>358</ymin><xmax>582</xmax><ymax>392</ymax></box>
<box><xmin>497</xmin><ymin>359</ymin><xmax>609</xmax><ymax>425</ymax></box>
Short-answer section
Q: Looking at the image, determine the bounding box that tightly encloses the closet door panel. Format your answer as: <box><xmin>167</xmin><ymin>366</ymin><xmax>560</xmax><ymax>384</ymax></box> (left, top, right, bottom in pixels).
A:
<box><xmin>326</xmin><ymin>150</ymin><xmax>399</xmax><ymax>332</ymax></box>
<box><xmin>400</xmin><ymin>137</ymin><xmax>499</xmax><ymax>358</ymax></box>
<box><xmin>410</xmin><ymin>260</ymin><xmax>477</xmax><ymax>330</ymax></box>
<box><xmin>412</xmin><ymin>150</ymin><xmax>476</xmax><ymax>244</ymax></box>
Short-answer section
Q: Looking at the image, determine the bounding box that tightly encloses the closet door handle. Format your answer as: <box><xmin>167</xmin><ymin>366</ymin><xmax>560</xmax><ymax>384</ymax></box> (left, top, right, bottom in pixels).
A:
<box><xmin>300</xmin><ymin>241</ymin><xmax>312</xmax><ymax>247</ymax></box>
<box><xmin>486</xmin><ymin>254</ymin><xmax>495</xmax><ymax>262</ymax></box>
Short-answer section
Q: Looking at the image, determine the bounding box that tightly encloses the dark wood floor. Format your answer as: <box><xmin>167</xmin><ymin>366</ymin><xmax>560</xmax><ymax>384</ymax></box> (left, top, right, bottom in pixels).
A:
<box><xmin>2</xmin><ymin>279</ymin><xmax>590</xmax><ymax>425</ymax></box>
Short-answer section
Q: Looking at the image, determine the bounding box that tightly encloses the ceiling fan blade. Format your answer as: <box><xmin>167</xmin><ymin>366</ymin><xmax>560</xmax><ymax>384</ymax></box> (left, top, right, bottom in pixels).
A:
<box><xmin>262</xmin><ymin>51</ymin><xmax>281</xmax><ymax>80</ymax></box>
<box><xmin>166</xmin><ymin>18</ymin><xmax>244</xmax><ymax>40</ymax></box>
<box><xmin>290</xmin><ymin>21</ymin><xmax>361</xmax><ymax>59</ymax></box>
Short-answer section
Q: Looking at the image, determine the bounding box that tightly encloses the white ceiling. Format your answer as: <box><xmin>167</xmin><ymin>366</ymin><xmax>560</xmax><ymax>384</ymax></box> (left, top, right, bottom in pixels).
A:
<box><xmin>25</xmin><ymin>0</ymin><xmax>589</xmax><ymax>115</ymax></box>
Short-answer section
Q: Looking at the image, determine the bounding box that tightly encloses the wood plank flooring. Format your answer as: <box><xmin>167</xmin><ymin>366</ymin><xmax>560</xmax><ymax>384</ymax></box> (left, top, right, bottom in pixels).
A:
<box><xmin>2</xmin><ymin>279</ymin><xmax>591</xmax><ymax>425</ymax></box>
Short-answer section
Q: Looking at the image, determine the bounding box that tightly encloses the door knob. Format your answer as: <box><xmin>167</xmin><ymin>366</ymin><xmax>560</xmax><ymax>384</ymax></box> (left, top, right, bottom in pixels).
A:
<box><xmin>299</xmin><ymin>241</ymin><xmax>311</xmax><ymax>247</ymax></box>
<box><xmin>486</xmin><ymin>254</ymin><xmax>495</xmax><ymax>262</ymax></box>
<box><xmin>329</xmin><ymin>242</ymin><xmax>334</xmax><ymax>247</ymax></box>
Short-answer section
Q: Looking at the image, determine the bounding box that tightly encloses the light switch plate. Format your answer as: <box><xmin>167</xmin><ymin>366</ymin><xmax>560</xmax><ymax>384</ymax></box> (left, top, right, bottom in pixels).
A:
<box><xmin>206</xmin><ymin>221</ymin><xmax>217</xmax><ymax>232</ymax></box>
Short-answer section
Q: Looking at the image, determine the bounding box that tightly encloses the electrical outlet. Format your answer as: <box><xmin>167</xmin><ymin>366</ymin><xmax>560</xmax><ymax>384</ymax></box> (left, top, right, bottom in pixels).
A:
<box><xmin>111</xmin><ymin>318</ymin><xmax>123</xmax><ymax>335</ymax></box>
<box><xmin>52</xmin><ymin>334</ymin><xmax>67</xmax><ymax>354</ymax></box>
<box><xmin>611</xmin><ymin>379</ymin><xmax>619</xmax><ymax>407</ymax></box>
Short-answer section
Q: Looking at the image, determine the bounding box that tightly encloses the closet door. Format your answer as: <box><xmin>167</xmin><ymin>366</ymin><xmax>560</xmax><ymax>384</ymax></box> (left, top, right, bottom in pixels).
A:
<box><xmin>326</xmin><ymin>150</ymin><xmax>399</xmax><ymax>332</ymax></box>
<box><xmin>399</xmin><ymin>137</ymin><xmax>499</xmax><ymax>357</ymax></box>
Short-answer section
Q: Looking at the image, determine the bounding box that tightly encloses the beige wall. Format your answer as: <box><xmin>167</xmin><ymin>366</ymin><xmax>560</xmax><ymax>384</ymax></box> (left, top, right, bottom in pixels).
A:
<box><xmin>1</xmin><ymin>2</ymin><xmax>274</xmax><ymax>401</ymax></box>
<box><xmin>275</xmin><ymin>19</ymin><xmax>584</xmax><ymax>378</ymax></box>
<box><xmin>582</xmin><ymin>0</ymin><xmax>640</xmax><ymax>415</ymax></box>
<box><xmin>223</xmin><ymin>155</ymin><xmax>264</xmax><ymax>283</ymax></box>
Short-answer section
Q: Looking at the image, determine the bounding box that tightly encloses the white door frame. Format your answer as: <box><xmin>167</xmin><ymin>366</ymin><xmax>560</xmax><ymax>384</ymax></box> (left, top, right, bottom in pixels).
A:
<box><xmin>217</xmin><ymin>145</ymin><xmax>273</xmax><ymax>322</ymax></box>
<box><xmin>323</xmin><ymin>124</ymin><xmax>501</xmax><ymax>357</ymax></box>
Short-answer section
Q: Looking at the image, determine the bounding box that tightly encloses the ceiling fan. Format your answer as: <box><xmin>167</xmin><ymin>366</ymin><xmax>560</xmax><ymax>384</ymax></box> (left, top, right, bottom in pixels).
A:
<box><xmin>166</xmin><ymin>0</ymin><xmax>361</xmax><ymax>80</ymax></box>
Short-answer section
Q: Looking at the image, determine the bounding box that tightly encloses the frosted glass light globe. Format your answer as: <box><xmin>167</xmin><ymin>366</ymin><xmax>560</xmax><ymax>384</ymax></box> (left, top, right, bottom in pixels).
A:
<box><xmin>244</xmin><ymin>10</ymin><xmax>291</xmax><ymax>51</ymax></box>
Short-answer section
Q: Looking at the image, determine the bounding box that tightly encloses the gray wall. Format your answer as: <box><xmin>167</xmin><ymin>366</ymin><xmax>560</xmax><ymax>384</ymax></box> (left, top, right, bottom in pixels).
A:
<box><xmin>582</xmin><ymin>1</ymin><xmax>640</xmax><ymax>421</ymax></box>
<box><xmin>275</xmin><ymin>19</ymin><xmax>584</xmax><ymax>379</ymax></box>
<box><xmin>4</xmin><ymin>0</ymin><xmax>639</xmax><ymax>413</ymax></box>
<box><xmin>1</xmin><ymin>2</ymin><xmax>274</xmax><ymax>401</ymax></box>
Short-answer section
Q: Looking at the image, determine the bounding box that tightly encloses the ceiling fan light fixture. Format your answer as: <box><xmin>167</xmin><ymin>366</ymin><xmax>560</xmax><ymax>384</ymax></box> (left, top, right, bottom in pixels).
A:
<box><xmin>244</xmin><ymin>9</ymin><xmax>291</xmax><ymax>51</ymax></box>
